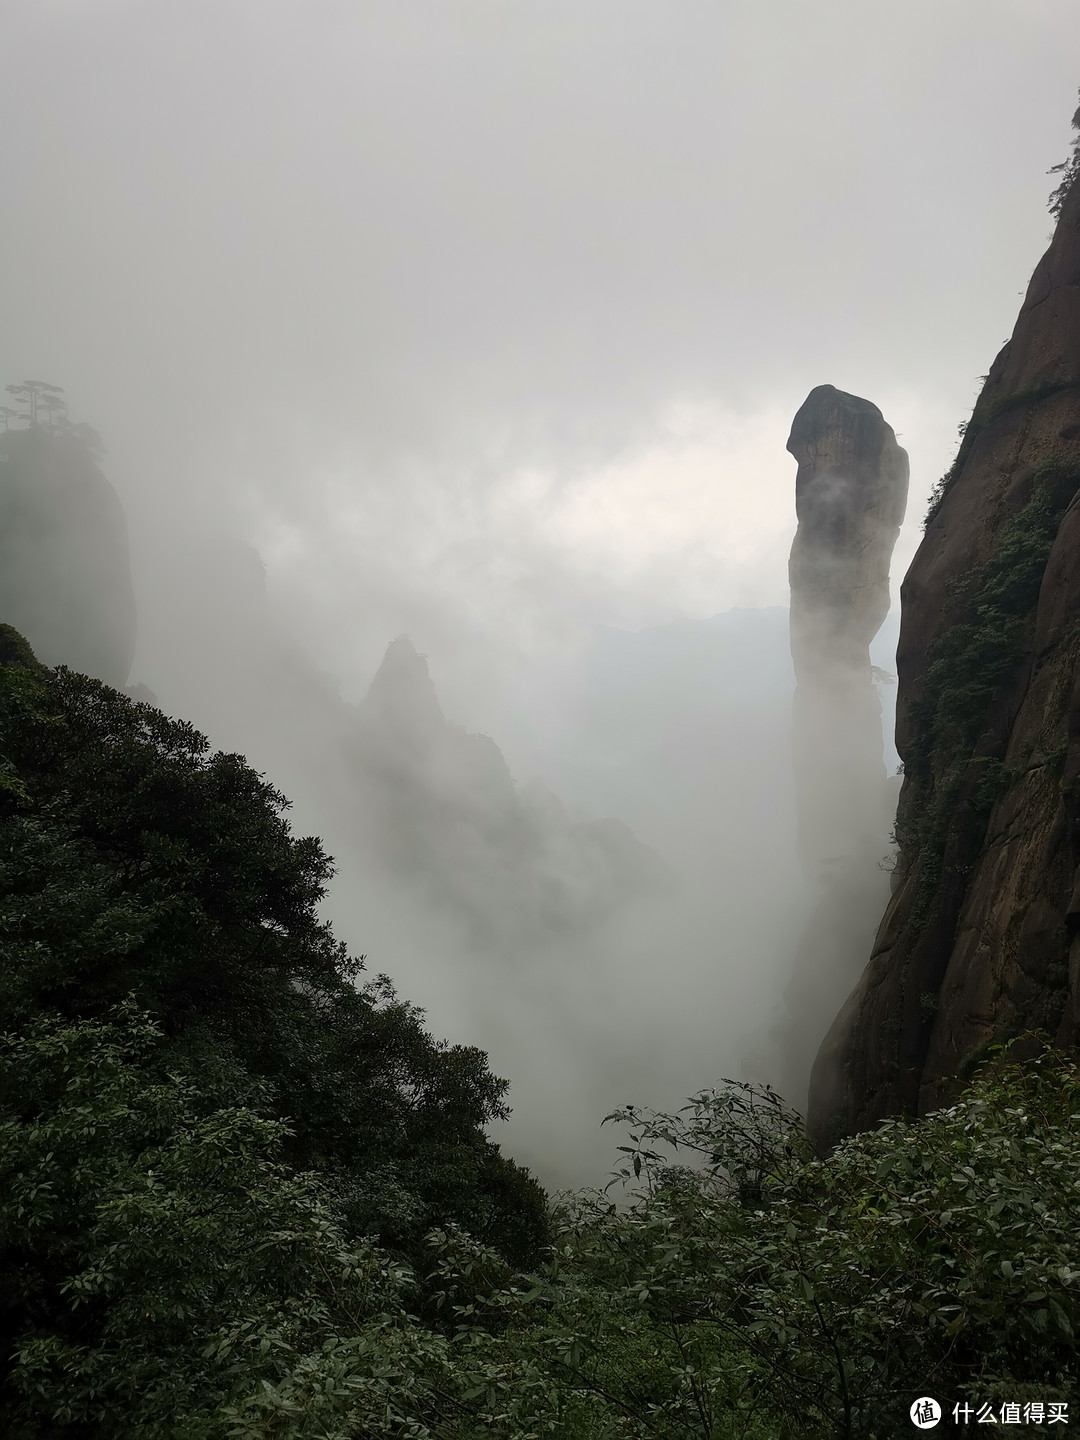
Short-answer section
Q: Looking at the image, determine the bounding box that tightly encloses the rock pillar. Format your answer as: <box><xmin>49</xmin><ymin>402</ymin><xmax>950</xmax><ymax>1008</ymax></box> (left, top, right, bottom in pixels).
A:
<box><xmin>778</xmin><ymin>385</ymin><xmax>908</xmax><ymax>1108</ymax></box>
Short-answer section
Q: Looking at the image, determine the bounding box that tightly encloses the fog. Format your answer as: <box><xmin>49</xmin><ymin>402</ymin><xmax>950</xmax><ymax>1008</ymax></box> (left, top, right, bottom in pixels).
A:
<box><xmin>2</xmin><ymin>0</ymin><xmax>1076</xmax><ymax>1186</ymax></box>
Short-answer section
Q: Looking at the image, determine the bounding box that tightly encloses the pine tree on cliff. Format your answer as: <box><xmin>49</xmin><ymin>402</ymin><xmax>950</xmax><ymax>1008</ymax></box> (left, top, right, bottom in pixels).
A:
<box><xmin>1048</xmin><ymin>91</ymin><xmax>1080</xmax><ymax>216</ymax></box>
<box><xmin>5</xmin><ymin>379</ymin><xmax>63</xmax><ymax>428</ymax></box>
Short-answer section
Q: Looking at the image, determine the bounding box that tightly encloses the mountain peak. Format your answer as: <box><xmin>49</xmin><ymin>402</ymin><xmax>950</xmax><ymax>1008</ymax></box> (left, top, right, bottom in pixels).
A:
<box><xmin>361</xmin><ymin>634</ymin><xmax>445</xmax><ymax>740</ymax></box>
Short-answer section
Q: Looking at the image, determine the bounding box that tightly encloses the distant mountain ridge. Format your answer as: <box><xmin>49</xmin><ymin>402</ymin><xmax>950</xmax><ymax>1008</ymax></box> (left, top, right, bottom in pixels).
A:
<box><xmin>347</xmin><ymin>633</ymin><xmax>668</xmax><ymax>952</ymax></box>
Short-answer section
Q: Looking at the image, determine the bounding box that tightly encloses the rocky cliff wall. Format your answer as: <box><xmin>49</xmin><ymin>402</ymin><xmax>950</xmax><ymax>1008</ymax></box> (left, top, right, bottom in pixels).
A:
<box><xmin>808</xmin><ymin>169</ymin><xmax>1080</xmax><ymax>1149</ymax></box>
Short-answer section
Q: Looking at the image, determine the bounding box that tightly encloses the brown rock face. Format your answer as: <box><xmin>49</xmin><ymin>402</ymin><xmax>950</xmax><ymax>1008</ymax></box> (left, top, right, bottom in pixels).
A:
<box><xmin>808</xmin><ymin>174</ymin><xmax>1080</xmax><ymax>1150</ymax></box>
<box><xmin>778</xmin><ymin>387</ymin><xmax>908</xmax><ymax>1107</ymax></box>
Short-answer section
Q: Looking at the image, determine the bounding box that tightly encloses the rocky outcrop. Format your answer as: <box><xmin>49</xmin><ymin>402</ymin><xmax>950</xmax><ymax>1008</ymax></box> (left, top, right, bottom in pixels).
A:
<box><xmin>787</xmin><ymin>385</ymin><xmax>909</xmax><ymax>874</ymax></box>
<box><xmin>808</xmin><ymin>169</ymin><xmax>1080</xmax><ymax>1149</ymax></box>
<box><xmin>777</xmin><ymin>387</ymin><xmax>908</xmax><ymax>1107</ymax></box>
<box><xmin>0</xmin><ymin>428</ymin><xmax>136</xmax><ymax>687</ymax></box>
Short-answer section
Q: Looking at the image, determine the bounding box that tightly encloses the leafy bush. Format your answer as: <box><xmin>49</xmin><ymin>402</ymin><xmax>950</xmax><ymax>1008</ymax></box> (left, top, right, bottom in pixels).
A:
<box><xmin>0</xmin><ymin>1006</ymin><xmax>563</xmax><ymax>1439</ymax></box>
<box><xmin>523</xmin><ymin>1054</ymin><xmax>1080</xmax><ymax>1439</ymax></box>
<box><xmin>7</xmin><ymin>1007</ymin><xmax>1077</xmax><ymax>1438</ymax></box>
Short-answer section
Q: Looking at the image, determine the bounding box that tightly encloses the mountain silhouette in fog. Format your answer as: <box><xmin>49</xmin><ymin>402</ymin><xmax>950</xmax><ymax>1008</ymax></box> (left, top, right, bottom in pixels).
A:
<box><xmin>348</xmin><ymin>633</ymin><xmax>668</xmax><ymax>950</ymax></box>
<box><xmin>0</xmin><ymin>426</ymin><xmax>135</xmax><ymax>688</ymax></box>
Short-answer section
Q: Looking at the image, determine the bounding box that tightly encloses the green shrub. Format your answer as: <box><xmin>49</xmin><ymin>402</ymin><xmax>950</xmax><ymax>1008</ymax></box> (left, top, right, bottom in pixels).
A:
<box><xmin>0</xmin><ymin>1007</ymin><xmax>564</xmax><ymax>1439</ymax></box>
<box><xmin>525</xmin><ymin>1054</ymin><xmax>1080</xmax><ymax>1438</ymax></box>
<box><xmin>0</xmin><ymin>644</ymin><xmax>548</xmax><ymax>1275</ymax></box>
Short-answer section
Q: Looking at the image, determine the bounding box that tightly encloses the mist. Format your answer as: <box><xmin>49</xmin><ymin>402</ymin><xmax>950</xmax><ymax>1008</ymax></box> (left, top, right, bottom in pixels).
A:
<box><xmin>2</xmin><ymin>0</ymin><xmax>1076</xmax><ymax>1187</ymax></box>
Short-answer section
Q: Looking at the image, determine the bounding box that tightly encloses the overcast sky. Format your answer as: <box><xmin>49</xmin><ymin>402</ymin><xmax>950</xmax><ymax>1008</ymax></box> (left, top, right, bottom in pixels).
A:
<box><xmin>4</xmin><ymin>0</ymin><xmax>1078</xmax><ymax>1182</ymax></box>
<box><xmin>3</xmin><ymin>0</ymin><xmax>1077</xmax><ymax>723</ymax></box>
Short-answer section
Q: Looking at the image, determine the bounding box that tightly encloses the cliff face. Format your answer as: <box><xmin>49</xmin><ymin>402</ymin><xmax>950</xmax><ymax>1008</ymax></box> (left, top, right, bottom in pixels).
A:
<box><xmin>0</xmin><ymin>428</ymin><xmax>136</xmax><ymax>688</ymax></box>
<box><xmin>778</xmin><ymin>387</ymin><xmax>908</xmax><ymax>1108</ymax></box>
<box><xmin>808</xmin><ymin>174</ymin><xmax>1080</xmax><ymax>1148</ymax></box>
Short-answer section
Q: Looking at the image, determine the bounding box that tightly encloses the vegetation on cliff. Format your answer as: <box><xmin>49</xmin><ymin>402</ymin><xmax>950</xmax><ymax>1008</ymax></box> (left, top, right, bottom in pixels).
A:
<box><xmin>922</xmin><ymin>88</ymin><xmax>1080</xmax><ymax>531</ymax></box>
<box><xmin>1048</xmin><ymin>89</ymin><xmax>1080</xmax><ymax>218</ymax></box>
<box><xmin>898</xmin><ymin>473</ymin><xmax>1073</xmax><ymax>924</ymax></box>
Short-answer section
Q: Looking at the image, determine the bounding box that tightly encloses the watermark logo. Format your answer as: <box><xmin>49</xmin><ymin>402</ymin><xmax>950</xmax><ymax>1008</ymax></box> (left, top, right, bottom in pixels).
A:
<box><xmin>951</xmin><ymin>1400</ymin><xmax>1069</xmax><ymax>1424</ymax></box>
<box><xmin>911</xmin><ymin>1398</ymin><xmax>942</xmax><ymax>1429</ymax></box>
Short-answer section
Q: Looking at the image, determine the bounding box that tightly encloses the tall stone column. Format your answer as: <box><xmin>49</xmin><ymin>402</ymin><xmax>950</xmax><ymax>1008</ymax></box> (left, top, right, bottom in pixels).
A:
<box><xmin>788</xmin><ymin>385</ymin><xmax>909</xmax><ymax>875</ymax></box>
<box><xmin>777</xmin><ymin>385</ymin><xmax>908</xmax><ymax>1108</ymax></box>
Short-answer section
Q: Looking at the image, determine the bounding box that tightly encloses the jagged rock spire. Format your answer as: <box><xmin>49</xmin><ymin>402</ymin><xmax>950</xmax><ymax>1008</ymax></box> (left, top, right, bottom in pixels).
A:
<box><xmin>361</xmin><ymin>634</ymin><xmax>445</xmax><ymax>744</ymax></box>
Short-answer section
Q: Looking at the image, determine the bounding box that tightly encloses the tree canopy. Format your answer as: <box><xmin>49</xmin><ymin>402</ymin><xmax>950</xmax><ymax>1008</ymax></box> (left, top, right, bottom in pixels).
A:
<box><xmin>0</xmin><ymin>630</ymin><xmax>550</xmax><ymax>1433</ymax></box>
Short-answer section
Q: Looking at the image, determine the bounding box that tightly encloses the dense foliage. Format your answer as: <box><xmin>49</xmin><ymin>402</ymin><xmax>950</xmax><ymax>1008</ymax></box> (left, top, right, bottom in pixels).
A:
<box><xmin>1</xmin><ymin>1005</ymin><xmax>562</xmax><ymax>1438</ymax></box>
<box><xmin>6</xmin><ymin>1008</ymin><xmax>1079</xmax><ymax>1438</ymax></box>
<box><xmin>538</xmin><ymin>1055</ymin><xmax>1080</xmax><ymax>1438</ymax></box>
<box><xmin>0</xmin><ymin>628</ymin><xmax>549</xmax><ymax>1433</ymax></box>
<box><xmin>3</xmin><ymin>627</ymin><xmax>1079</xmax><ymax>1437</ymax></box>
